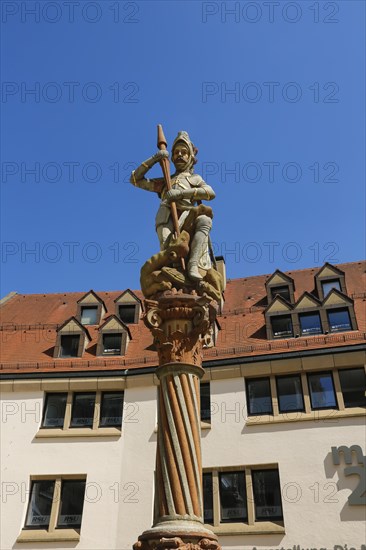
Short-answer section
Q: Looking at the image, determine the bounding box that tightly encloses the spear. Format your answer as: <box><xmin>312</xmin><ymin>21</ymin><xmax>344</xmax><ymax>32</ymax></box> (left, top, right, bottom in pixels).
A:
<box><xmin>157</xmin><ymin>124</ymin><xmax>185</xmax><ymax>270</ymax></box>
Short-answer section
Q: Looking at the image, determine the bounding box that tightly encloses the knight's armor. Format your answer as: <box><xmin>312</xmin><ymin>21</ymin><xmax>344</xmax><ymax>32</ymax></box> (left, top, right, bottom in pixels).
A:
<box><xmin>130</xmin><ymin>131</ymin><xmax>215</xmax><ymax>280</ymax></box>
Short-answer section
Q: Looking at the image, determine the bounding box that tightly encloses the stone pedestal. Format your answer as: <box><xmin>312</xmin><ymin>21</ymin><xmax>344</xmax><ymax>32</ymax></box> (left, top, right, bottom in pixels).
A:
<box><xmin>134</xmin><ymin>291</ymin><xmax>221</xmax><ymax>550</ymax></box>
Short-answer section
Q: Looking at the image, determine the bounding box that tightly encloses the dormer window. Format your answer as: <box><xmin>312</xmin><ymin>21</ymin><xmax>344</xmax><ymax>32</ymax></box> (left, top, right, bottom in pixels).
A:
<box><xmin>54</xmin><ymin>317</ymin><xmax>90</xmax><ymax>359</ymax></box>
<box><xmin>102</xmin><ymin>333</ymin><xmax>122</xmax><ymax>355</ymax></box>
<box><xmin>76</xmin><ymin>290</ymin><xmax>106</xmax><ymax>326</ymax></box>
<box><xmin>114</xmin><ymin>289</ymin><xmax>141</xmax><ymax>324</ymax></box>
<box><xmin>299</xmin><ymin>312</ymin><xmax>322</xmax><ymax>336</ymax></box>
<box><xmin>80</xmin><ymin>306</ymin><xmax>98</xmax><ymax>325</ymax></box>
<box><xmin>315</xmin><ymin>263</ymin><xmax>347</xmax><ymax>300</ymax></box>
<box><xmin>270</xmin><ymin>285</ymin><xmax>291</xmax><ymax>302</ymax></box>
<box><xmin>119</xmin><ymin>305</ymin><xmax>137</xmax><ymax>324</ymax></box>
<box><xmin>60</xmin><ymin>335</ymin><xmax>80</xmax><ymax>358</ymax></box>
<box><xmin>97</xmin><ymin>315</ymin><xmax>131</xmax><ymax>357</ymax></box>
<box><xmin>321</xmin><ymin>279</ymin><xmax>341</xmax><ymax>297</ymax></box>
<box><xmin>266</xmin><ymin>270</ymin><xmax>295</xmax><ymax>305</ymax></box>
<box><xmin>327</xmin><ymin>308</ymin><xmax>352</xmax><ymax>333</ymax></box>
<box><xmin>271</xmin><ymin>315</ymin><xmax>293</xmax><ymax>338</ymax></box>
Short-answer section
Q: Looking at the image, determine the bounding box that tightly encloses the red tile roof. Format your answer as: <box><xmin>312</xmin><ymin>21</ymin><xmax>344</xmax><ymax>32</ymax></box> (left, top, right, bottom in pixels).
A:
<box><xmin>1</xmin><ymin>262</ymin><xmax>365</xmax><ymax>375</ymax></box>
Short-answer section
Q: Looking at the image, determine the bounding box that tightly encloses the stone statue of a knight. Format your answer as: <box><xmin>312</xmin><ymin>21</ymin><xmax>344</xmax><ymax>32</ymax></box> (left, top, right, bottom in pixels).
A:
<box><xmin>130</xmin><ymin>131</ymin><xmax>215</xmax><ymax>282</ymax></box>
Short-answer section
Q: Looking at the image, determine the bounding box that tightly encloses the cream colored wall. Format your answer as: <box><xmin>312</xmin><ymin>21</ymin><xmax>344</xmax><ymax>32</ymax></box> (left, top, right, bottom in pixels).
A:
<box><xmin>1</xmin><ymin>377</ymin><xmax>365</xmax><ymax>549</ymax></box>
<box><xmin>203</xmin><ymin>377</ymin><xmax>365</xmax><ymax>547</ymax></box>
<box><xmin>0</xmin><ymin>386</ymin><xmax>158</xmax><ymax>550</ymax></box>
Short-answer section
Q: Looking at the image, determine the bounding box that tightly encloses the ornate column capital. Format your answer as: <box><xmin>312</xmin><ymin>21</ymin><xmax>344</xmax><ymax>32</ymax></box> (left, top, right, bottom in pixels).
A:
<box><xmin>144</xmin><ymin>291</ymin><xmax>218</xmax><ymax>367</ymax></box>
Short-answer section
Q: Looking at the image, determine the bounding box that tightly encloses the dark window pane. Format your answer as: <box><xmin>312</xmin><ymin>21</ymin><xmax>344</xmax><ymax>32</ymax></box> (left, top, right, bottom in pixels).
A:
<box><xmin>103</xmin><ymin>333</ymin><xmax>122</xmax><ymax>355</ymax></box>
<box><xmin>247</xmin><ymin>378</ymin><xmax>272</xmax><ymax>415</ymax></box>
<box><xmin>60</xmin><ymin>335</ymin><xmax>80</xmax><ymax>358</ymax></box>
<box><xmin>203</xmin><ymin>472</ymin><xmax>213</xmax><ymax>524</ymax></box>
<box><xmin>25</xmin><ymin>480</ymin><xmax>54</xmax><ymax>528</ymax></box>
<box><xmin>201</xmin><ymin>383</ymin><xmax>211</xmax><ymax>422</ymax></box>
<box><xmin>327</xmin><ymin>308</ymin><xmax>352</xmax><ymax>332</ymax></box>
<box><xmin>119</xmin><ymin>305</ymin><xmax>136</xmax><ymax>324</ymax></box>
<box><xmin>299</xmin><ymin>312</ymin><xmax>322</xmax><ymax>336</ymax></box>
<box><xmin>219</xmin><ymin>472</ymin><xmax>247</xmax><ymax>523</ymax></box>
<box><xmin>339</xmin><ymin>369</ymin><xmax>366</xmax><ymax>408</ymax></box>
<box><xmin>276</xmin><ymin>375</ymin><xmax>304</xmax><ymax>413</ymax></box>
<box><xmin>42</xmin><ymin>393</ymin><xmax>67</xmax><ymax>428</ymax></box>
<box><xmin>308</xmin><ymin>373</ymin><xmax>336</xmax><ymax>409</ymax></box>
<box><xmin>270</xmin><ymin>286</ymin><xmax>290</xmax><ymax>302</ymax></box>
<box><xmin>70</xmin><ymin>393</ymin><xmax>95</xmax><ymax>427</ymax></box>
<box><xmin>100</xmin><ymin>392</ymin><xmax>124</xmax><ymax>427</ymax></box>
<box><xmin>80</xmin><ymin>306</ymin><xmax>98</xmax><ymax>325</ymax></box>
<box><xmin>322</xmin><ymin>279</ymin><xmax>341</xmax><ymax>297</ymax></box>
<box><xmin>271</xmin><ymin>315</ymin><xmax>293</xmax><ymax>338</ymax></box>
<box><xmin>57</xmin><ymin>480</ymin><xmax>86</xmax><ymax>528</ymax></box>
<box><xmin>252</xmin><ymin>470</ymin><xmax>283</xmax><ymax>521</ymax></box>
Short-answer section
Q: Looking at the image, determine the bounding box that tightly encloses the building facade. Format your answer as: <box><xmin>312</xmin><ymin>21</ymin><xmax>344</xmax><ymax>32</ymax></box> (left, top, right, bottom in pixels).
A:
<box><xmin>1</xmin><ymin>261</ymin><xmax>365</xmax><ymax>549</ymax></box>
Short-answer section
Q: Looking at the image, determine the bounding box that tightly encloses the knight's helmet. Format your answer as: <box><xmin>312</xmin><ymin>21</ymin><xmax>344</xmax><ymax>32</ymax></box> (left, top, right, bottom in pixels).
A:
<box><xmin>171</xmin><ymin>131</ymin><xmax>197</xmax><ymax>171</ymax></box>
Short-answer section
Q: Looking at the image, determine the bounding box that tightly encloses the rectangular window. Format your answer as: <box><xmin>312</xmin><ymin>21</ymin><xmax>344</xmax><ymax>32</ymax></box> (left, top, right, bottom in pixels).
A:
<box><xmin>100</xmin><ymin>392</ymin><xmax>124</xmax><ymax>427</ymax></box>
<box><xmin>270</xmin><ymin>286</ymin><xmax>290</xmax><ymax>302</ymax></box>
<box><xmin>308</xmin><ymin>372</ymin><xmax>337</xmax><ymax>409</ymax></box>
<box><xmin>252</xmin><ymin>469</ymin><xmax>283</xmax><ymax>521</ymax></box>
<box><xmin>70</xmin><ymin>393</ymin><xmax>96</xmax><ymax>427</ymax></box>
<box><xmin>200</xmin><ymin>383</ymin><xmax>211</xmax><ymax>423</ymax></box>
<box><xmin>322</xmin><ymin>279</ymin><xmax>341</xmax><ymax>297</ymax></box>
<box><xmin>57</xmin><ymin>480</ymin><xmax>86</xmax><ymax>529</ymax></box>
<box><xmin>23</xmin><ymin>478</ymin><xmax>86</xmax><ymax>534</ymax></box>
<box><xmin>203</xmin><ymin>466</ymin><xmax>283</xmax><ymax>530</ymax></box>
<box><xmin>80</xmin><ymin>306</ymin><xmax>98</xmax><ymax>325</ymax></box>
<box><xmin>119</xmin><ymin>305</ymin><xmax>136</xmax><ymax>324</ymax></box>
<box><xmin>327</xmin><ymin>308</ymin><xmax>352</xmax><ymax>332</ymax></box>
<box><xmin>219</xmin><ymin>471</ymin><xmax>247</xmax><ymax>523</ymax></box>
<box><xmin>60</xmin><ymin>335</ymin><xmax>80</xmax><ymax>358</ymax></box>
<box><xmin>25</xmin><ymin>480</ymin><xmax>55</xmax><ymax>529</ymax></box>
<box><xmin>42</xmin><ymin>393</ymin><xmax>67</xmax><ymax>428</ymax></box>
<box><xmin>338</xmin><ymin>368</ymin><xmax>366</xmax><ymax>408</ymax></box>
<box><xmin>102</xmin><ymin>333</ymin><xmax>122</xmax><ymax>355</ymax></box>
<box><xmin>40</xmin><ymin>391</ymin><xmax>123</xmax><ymax>433</ymax></box>
<box><xmin>299</xmin><ymin>312</ymin><xmax>322</xmax><ymax>335</ymax></box>
<box><xmin>276</xmin><ymin>375</ymin><xmax>304</xmax><ymax>413</ymax></box>
<box><xmin>203</xmin><ymin>472</ymin><xmax>214</xmax><ymax>524</ymax></box>
<box><xmin>271</xmin><ymin>315</ymin><xmax>293</xmax><ymax>338</ymax></box>
<box><xmin>246</xmin><ymin>378</ymin><xmax>273</xmax><ymax>416</ymax></box>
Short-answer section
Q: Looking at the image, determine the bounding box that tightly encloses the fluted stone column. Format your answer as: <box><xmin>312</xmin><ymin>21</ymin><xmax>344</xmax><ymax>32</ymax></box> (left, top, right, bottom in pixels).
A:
<box><xmin>134</xmin><ymin>291</ymin><xmax>220</xmax><ymax>550</ymax></box>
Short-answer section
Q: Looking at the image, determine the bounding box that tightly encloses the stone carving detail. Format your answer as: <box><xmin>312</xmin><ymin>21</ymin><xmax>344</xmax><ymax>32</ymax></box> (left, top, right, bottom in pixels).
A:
<box><xmin>144</xmin><ymin>292</ymin><xmax>217</xmax><ymax>366</ymax></box>
<box><xmin>140</xmin><ymin>227</ymin><xmax>223</xmax><ymax>304</ymax></box>
<box><xmin>134</xmin><ymin>537</ymin><xmax>220</xmax><ymax>550</ymax></box>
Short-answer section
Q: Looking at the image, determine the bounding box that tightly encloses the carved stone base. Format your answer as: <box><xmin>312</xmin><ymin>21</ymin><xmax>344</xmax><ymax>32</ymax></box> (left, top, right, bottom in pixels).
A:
<box><xmin>134</xmin><ymin>529</ymin><xmax>220</xmax><ymax>550</ymax></box>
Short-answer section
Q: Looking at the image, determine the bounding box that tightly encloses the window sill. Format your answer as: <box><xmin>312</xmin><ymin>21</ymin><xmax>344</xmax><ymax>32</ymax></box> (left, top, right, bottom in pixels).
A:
<box><xmin>246</xmin><ymin>407</ymin><xmax>365</xmax><ymax>425</ymax></box>
<box><xmin>204</xmin><ymin>521</ymin><xmax>285</xmax><ymax>536</ymax></box>
<box><xmin>17</xmin><ymin>529</ymin><xmax>80</xmax><ymax>543</ymax></box>
<box><xmin>35</xmin><ymin>427</ymin><xmax>121</xmax><ymax>438</ymax></box>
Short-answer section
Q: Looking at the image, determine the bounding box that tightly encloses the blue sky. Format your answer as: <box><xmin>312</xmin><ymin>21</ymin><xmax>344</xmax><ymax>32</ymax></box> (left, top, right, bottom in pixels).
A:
<box><xmin>1</xmin><ymin>0</ymin><xmax>365</xmax><ymax>295</ymax></box>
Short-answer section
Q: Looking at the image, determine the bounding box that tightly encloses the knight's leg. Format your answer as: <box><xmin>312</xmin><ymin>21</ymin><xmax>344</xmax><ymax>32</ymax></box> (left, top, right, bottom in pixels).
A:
<box><xmin>156</xmin><ymin>221</ymin><xmax>174</xmax><ymax>250</ymax></box>
<box><xmin>187</xmin><ymin>215</ymin><xmax>212</xmax><ymax>281</ymax></box>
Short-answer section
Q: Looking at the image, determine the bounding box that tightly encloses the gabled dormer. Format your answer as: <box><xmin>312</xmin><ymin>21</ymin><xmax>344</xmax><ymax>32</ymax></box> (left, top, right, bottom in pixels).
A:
<box><xmin>54</xmin><ymin>317</ymin><xmax>91</xmax><ymax>358</ymax></box>
<box><xmin>266</xmin><ymin>270</ymin><xmax>295</xmax><ymax>305</ymax></box>
<box><xmin>293</xmin><ymin>292</ymin><xmax>321</xmax><ymax>311</ymax></box>
<box><xmin>315</xmin><ymin>263</ymin><xmax>347</xmax><ymax>300</ymax></box>
<box><xmin>97</xmin><ymin>315</ymin><xmax>131</xmax><ymax>356</ymax></box>
<box><xmin>265</xmin><ymin>296</ymin><xmax>293</xmax><ymax>339</ymax></box>
<box><xmin>77</xmin><ymin>290</ymin><xmax>106</xmax><ymax>326</ymax></box>
<box><xmin>322</xmin><ymin>288</ymin><xmax>357</xmax><ymax>333</ymax></box>
<box><xmin>114</xmin><ymin>289</ymin><xmax>141</xmax><ymax>324</ymax></box>
<box><xmin>292</xmin><ymin>292</ymin><xmax>323</xmax><ymax>336</ymax></box>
